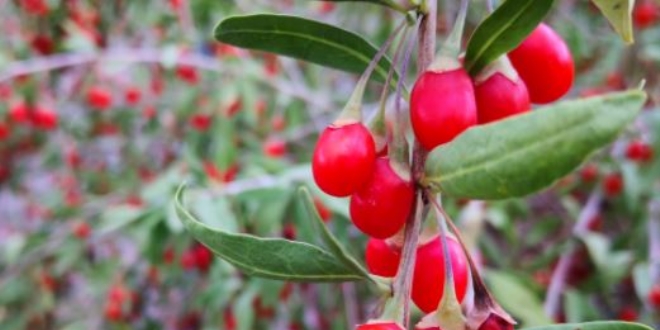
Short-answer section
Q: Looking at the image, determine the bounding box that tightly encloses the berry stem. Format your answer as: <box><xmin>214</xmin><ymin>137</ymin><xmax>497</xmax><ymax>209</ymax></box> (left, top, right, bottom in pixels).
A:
<box><xmin>338</xmin><ymin>19</ymin><xmax>407</xmax><ymax>123</ymax></box>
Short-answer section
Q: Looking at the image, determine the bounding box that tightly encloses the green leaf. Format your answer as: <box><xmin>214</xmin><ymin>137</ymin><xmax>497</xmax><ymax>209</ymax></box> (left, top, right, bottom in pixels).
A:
<box><xmin>174</xmin><ymin>185</ymin><xmax>366</xmax><ymax>282</ymax></box>
<box><xmin>592</xmin><ymin>0</ymin><xmax>634</xmax><ymax>44</ymax></box>
<box><xmin>423</xmin><ymin>91</ymin><xmax>646</xmax><ymax>200</ymax></box>
<box><xmin>464</xmin><ymin>0</ymin><xmax>554</xmax><ymax>75</ymax></box>
<box><xmin>522</xmin><ymin>321</ymin><xmax>654</xmax><ymax>330</ymax></box>
<box><xmin>214</xmin><ymin>14</ymin><xmax>394</xmax><ymax>83</ymax></box>
<box><xmin>298</xmin><ymin>187</ymin><xmax>371</xmax><ymax>279</ymax></box>
<box><xmin>484</xmin><ymin>270</ymin><xmax>552</xmax><ymax>327</ymax></box>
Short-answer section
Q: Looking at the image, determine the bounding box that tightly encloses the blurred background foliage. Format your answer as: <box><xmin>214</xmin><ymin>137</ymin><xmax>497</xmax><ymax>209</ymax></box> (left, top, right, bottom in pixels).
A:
<box><xmin>1</xmin><ymin>0</ymin><xmax>660</xmax><ymax>329</ymax></box>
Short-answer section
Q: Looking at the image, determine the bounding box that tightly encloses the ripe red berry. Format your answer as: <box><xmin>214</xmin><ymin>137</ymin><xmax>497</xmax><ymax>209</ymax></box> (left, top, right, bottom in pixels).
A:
<box><xmin>356</xmin><ymin>322</ymin><xmax>405</xmax><ymax>330</ymax></box>
<box><xmin>474</xmin><ymin>57</ymin><xmax>530</xmax><ymax>124</ymax></box>
<box><xmin>125</xmin><ymin>87</ymin><xmax>141</xmax><ymax>105</ymax></box>
<box><xmin>580</xmin><ymin>163</ymin><xmax>599</xmax><ymax>183</ymax></box>
<box><xmin>477</xmin><ymin>314</ymin><xmax>514</xmax><ymax>330</ymax></box>
<box><xmin>617</xmin><ymin>307</ymin><xmax>638</xmax><ymax>321</ymax></box>
<box><xmin>73</xmin><ymin>222</ymin><xmax>91</xmax><ymax>239</ymax></box>
<box><xmin>603</xmin><ymin>173</ymin><xmax>624</xmax><ymax>197</ymax></box>
<box><xmin>190</xmin><ymin>113</ymin><xmax>212</xmax><ymax>131</ymax></box>
<box><xmin>0</xmin><ymin>122</ymin><xmax>9</xmax><ymax>140</ymax></box>
<box><xmin>350</xmin><ymin>157</ymin><xmax>414</xmax><ymax>239</ymax></box>
<box><xmin>410</xmin><ymin>68</ymin><xmax>477</xmax><ymax>150</ymax></box>
<box><xmin>412</xmin><ymin>236</ymin><xmax>470</xmax><ymax>313</ymax></box>
<box><xmin>626</xmin><ymin>140</ymin><xmax>653</xmax><ymax>163</ymax></box>
<box><xmin>9</xmin><ymin>102</ymin><xmax>30</xmax><ymax>124</ymax></box>
<box><xmin>20</xmin><ymin>0</ymin><xmax>49</xmax><ymax>16</ymax></box>
<box><xmin>180</xmin><ymin>249</ymin><xmax>197</xmax><ymax>270</ymax></box>
<box><xmin>176</xmin><ymin>64</ymin><xmax>199</xmax><ymax>85</ymax></box>
<box><xmin>633</xmin><ymin>0</ymin><xmax>659</xmax><ymax>29</ymax></box>
<box><xmin>194</xmin><ymin>244</ymin><xmax>213</xmax><ymax>273</ymax></box>
<box><xmin>365</xmin><ymin>238</ymin><xmax>401</xmax><ymax>277</ymax></box>
<box><xmin>31</xmin><ymin>35</ymin><xmax>54</xmax><ymax>55</ymax></box>
<box><xmin>312</xmin><ymin>122</ymin><xmax>376</xmax><ymax>197</ymax></box>
<box><xmin>31</xmin><ymin>105</ymin><xmax>57</xmax><ymax>130</ymax></box>
<box><xmin>508</xmin><ymin>23</ymin><xmax>574</xmax><ymax>104</ymax></box>
<box><xmin>649</xmin><ymin>284</ymin><xmax>660</xmax><ymax>308</ymax></box>
<box><xmin>104</xmin><ymin>301</ymin><xmax>123</xmax><ymax>322</ymax></box>
<box><xmin>313</xmin><ymin>197</ymin><xmax>332</xmax><ymax>222</ymax></box>
<box><xmin>87</xmin><ymin>86</ymin><xmax>113</xmax><ymax>110</ymax></box>
<box><xmin>264</xmin><ymin>138</ymin><xmax>287</xmax><ymax>158</ymax></box>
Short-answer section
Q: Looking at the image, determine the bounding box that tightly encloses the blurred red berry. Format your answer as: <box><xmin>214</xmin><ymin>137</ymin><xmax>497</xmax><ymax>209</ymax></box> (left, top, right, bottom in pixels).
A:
<box><xmin>313</xmin><ymin>197</ymin><xmax>332</xmax><ymax>222</ymax></box>
<box><xmin>31</xmin><ymin>35</ymin><xmax>54</xmax><ymax>55</ymax></box>
<box><xmin>634</xmin><ymin>0</ymin><xmax>660</xmax><ymax>29</ymax></box>
<box><xmin>190</xmin><ymin>113</ymin><xmax>212</xmax><ymax>131</ymax></box>
<box><xmin>87</xmin><ymin>86</ymin><xmax>113</xmax><ymax>110</ymax></box>
<box><xmin>32</xmin><ymin>105</ymin><xmax>58</xmax><ymax>130</ymax></box>
<box><xmin>603</xmin><ymin>173</ymin><xmax>623</xmax><ymax>197</ymax></box>
<box><xmin>176</xmin><ymin>64</ymin><xmax>199</xmax><ymax>85</ymax></box>
<box><xmin>225</xmin><ymin>98</ymin><xmax>243</xmax><ymax>118</ymax></box>
<box><xmin>649</xmin><ymin>285</ymin><xmax>660</xmax><ymax>308</ymax></box>
<box><xmin>104</xmin><ymin>301</ymin><xmax>123</xmax><ymax>322</ymax></box>
<box><xmin>271</xmin><ymin>115</ymin><xmax>286</xmax><ymax>132</ymax></box>
<box><xmin>617</xmin><ymin>307</ymin><xmax>638</xmax><ymax>321</ymax></box>
<box><xmin>282</xmin><ymin>223</ymin><xmax>297</xmax><ymax>240</ymax></box>
<box><xmin>580</xmin><ymin>163</ymin><xmax>599</xmax><ymax>183</ymax></box>
<box><xmin>9</xmin><ymin>102</ymin><xmax>30</xmax><ymax>124</ymax></box>
<box><xmin>73</xmin><ymin>222</ymin><xmax>91</xmax><ymax>239</ymax></box>
<box><xmin>125</xmin><ymin>87</ymin><xmax>141</xmax><ymax>105</ymax></box>
<box><xmin>0</xmin><ymin>122</ymin><xmax>9</xmax><ymax>140</ymax></box>
<box><xmin>626</xmin><ymin>140</ymin><xmax>654</xmax><ymax>163</ymax></box>
<box><xmin>20</xmin><ymin>0</ymin><xmax>49</xmax><ymax>16</ymax></box>
<box><xmin>263</xmin><ymin>138</ymin><xmax>287</xmax><ymax>158</ymax></box>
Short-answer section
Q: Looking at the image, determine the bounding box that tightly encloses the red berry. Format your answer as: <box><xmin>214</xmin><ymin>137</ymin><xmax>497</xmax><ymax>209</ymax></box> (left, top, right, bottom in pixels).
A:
<box><xmin>181</xmin><ymin>249</ymin><xmax>197</xmax><ymax>270</ymax></box>
<box><xmin>509</xmin><ymin>23</ymin><xmax>574</xmax><ymax>104</ymax></box>
<box><xmin>104</xmin><ymin>301</ymin><xmax>123</xmax><ymax>322</ymax></box>
<box><xmin>365</xmin><ymin>238</ymin><xmax>401</xmax><ymax>277</ymax></box>
<box><xmin>31</xmin><ymin>105</ymin><xmax>58</xmax><ymax>130</ymax></box>
<box><xmin>410</xmin><ymin>68</ymin><xmax>477</xmax><ymax>150</ymax></box>
<box><xmin>108</xmin><ymin>285</ymin><xmax>127</xmax><ymax>303</ymax></box>
<box><xmin>190</xmin><ymin>113</ymin><xmax>212</xmax><ymax>131</ymax></box>
<box><xmin>626</xmin><ymin>140</ymin><xmax>654</xmax><ymax>163</ymax></box>
<box><xmin>603</xmin><ymin>173</ymin><xmax>624</xmax><ymax>197</ymax></box>
<box><xmin>0</xmin><ymin>122</ymin><xmax>9</xmax><ymax>140</ymax></box>
<box><xmin>73</xmin><ymin>222</ymin><xmax>91</xmax><ymax>239</ymax></box>
<box><xmin>125</xmin><ymin>87</ymin><xmax>141</xmax><ymax>105</ymax></box>
<box><xmin>318</xmin><ymin>2</ymin><xmax>336</xmax><ymax>14</ymax></box>
<box><xmin>474</xmin><ymin>58</ymin><xmax>530</xmax><ymax>124</ymax></box>
<box><xmin>356</xmin><ymin>322</ymin><xmax>405</xmax><ymax>330</ymax></box>
<box><xmin>282</xmin><ymin>223</ymin><xmax>297</xmax><ymax>240</ymax></box>
<box><xmin>143</xmin><ymin>105</ymin><xmax>157</xmax><ymax>119</ymax></box>
<box><xmin>272</xmin><ymin>115</ymin><xmax>286</xmax><ymax>132</ymax></box>
<box><xmin>225</xmin><ymin>98</ymin><xmax>243</xmax><ymax>118</ymax></box>
<box><xmin>313</xmin><ymin>197</ymin><xmax>332</xmax><ymax>222</ymax></box>
<box><xmin>9</xmin><ymin>102</ymin><xmax>30</xmax><ymax>124</ymax></box>
<box><xmin>176</xmin><ymin>64</ymin><xmax>199</xmax><ymax>85</ymax></box>
<box><xmin>580</xmin><ymin>163</ymin><xmax>599</xmax><ymax>183</ymax></box>
<box><xmin>649</xmin><ymin>285</ymin><xmax>660</xmax><ymax>308</ymax></box>
<box><xmin>634</xmin><ymin>0</ymin><xmax>659</xmax><ymax>29</ymax></box>
<box><xmin>87</xmin><ymin>86</ymin><xmax>113</xmax><ymax>110</ymax></box>
<box><xmin>264</xmin><ymin>138</ymin><xmax>287</xmax><ymax>158</ymax></box>
<box><xmin>20</xmin><ymin>0</ymin><xmax>49</xmax><ymax>16</ymax></box>
<box><xmin>478</xmin><ymin>314</ymin><xmax>514</xmax><ymax>330</ymax></box>
<box><xmin>224</xmin><ymin>307</ymin><xmax>237</xmax><ymax>330</ymax></box>
<box><xmin>412</xmin><ymin>236</ymin><xmax>470</xmax><ymax>313</ymax></box>
<box><xmin>350</xmin><ymin>157</ymin><xmax>414</xmax><ymax>239</ymax></box>
<box><xmin>31</xmin><ymin>35</ymin><xmax>54</xmax><ymax>55</ymax></box>
<box><xmin>194</xmin><ymin>244</ymin><xmax>213</xmax><ymax>273</ymax></box>
<box><xmin>617</xmin><ymin>307</ymin><xmax>638</xmax><ymax>321</ymax></box>
<box><xmin>312</xmin><ymin>122</ymin><xmax>376</xmax><ymax>197</ymax></box>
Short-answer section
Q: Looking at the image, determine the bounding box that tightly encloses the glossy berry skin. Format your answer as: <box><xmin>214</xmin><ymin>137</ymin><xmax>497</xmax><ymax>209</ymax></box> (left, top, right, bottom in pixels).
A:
<box><xmin>312</xmin><ymin>122</ymin><xmax>376</xmax><ymax>197</ymax></box>
<box><xmin>412</xmin><ymin>236</ymin><xmax>470</xmax><ymax>313</ymax></box>
<box><xmin>87</xmin><ymin>86</ymin><xmax>113</xmax><ymax>110</ymax></box>
<box><xmin>649</xmin><ymin>285</ymin><xmax>660</xmax><ymax>308</ymax></box>
<box><xmin>634</xmin><ymin>1</ymin><xmax>659</xmax><ymax>29</ymax></box>
<box><xmin>410</xmin><ymin>68</ymin><xmax>477</xmax><ymax>150</ymax></box>
<box><xmin>475</xmin><ymin>70</ymin><xmax>530</xmax><ymax>124</ymax></box>
<box><xmin>365</xmin><ymin>238</ymin><xmax>401</xmax><ymax>277</ymax></box>
<box><xmin>350</xmin><ymin>158</ymin><xmax>413</xmax><ymax>238</ymax></box>
<box><xmin>356</xmin><ymin>322</ymin><xmax>405</xmax><ymax>330</ymax></box>
<box><xmin>509</xmin><ymin>23</ymin><xmax>574</xmax><ymax>104</ymax></box>
<box><xmin>603</xmin><ymin>173</ymin><xmax>623</xmax><ymax>197</ymax></box>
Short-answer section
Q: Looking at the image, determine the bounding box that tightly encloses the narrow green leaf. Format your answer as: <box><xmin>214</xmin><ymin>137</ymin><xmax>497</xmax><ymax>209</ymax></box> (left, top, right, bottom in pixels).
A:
<box><xmin>464</xmin><ymin>0</ymin><xmax>554</xmax><ymax>76</ymax></box>
<box><xmin>214</xmin><ymin>14</ymin><xmax>394</xmax><ymax>83</ymax></box>
<box><xmin>522</xmin><ymin>321</ymin><xmax>654</xmax><ymax>330</ymax></box>
<box><xmin>592</xmin><ymin>0</ymin><xmax>634</xmax><ymax>44</ymax></box>
<box><xmin>484</xmin><ymin>270</ymin><xmax>552</xmax><ymax>327</ymax></box>
<box><xmin>424</xmin><ymin>91</ymin><xmax>646</xmax><ymax>200</ymax></box>
<box><xmin>174</xmin><ymin>185</ymin><xmax>366</xmax><ymax>282</ymax></box>
<box><xmin>298</xmin><ymin>187</ymin><xmax>371</xmax><ymax>279</ymax></box>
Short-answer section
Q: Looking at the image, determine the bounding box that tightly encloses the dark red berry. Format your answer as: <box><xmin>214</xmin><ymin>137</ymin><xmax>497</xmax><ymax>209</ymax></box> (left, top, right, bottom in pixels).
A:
<box><xmin>125</xmin><ymin>87</ymin><xmax>141</xmax><ymax>105</ymax></box>
<box><xmin>0</xmin><ymin>122</ymin><xmax>9</xmax><ymax>140</ymax></box>
<box><xmin>649</xmin><ymin>285</ymin><xmax>660</xmax><ymax>308</ymax></box>
<box><xmin>478</xmin><ymin>313</ymin><xmax>514</xmax><ymax>330</ymax></box>
<box><xmin>312</xmin><ymin>122</ymin><xmax>376</xmax><ymax>197</ymax></box>
<box><xmin>412</xmin><ymin>236</ymin><xmax>470</xmax><ymax>313</ymax></box>
<box><xmin>474</xmin><ymin>57</ymin><xmax>530</xmax><ymax>124</ymax></box>
<box><xmin>603</xmin><ymin>173</ymin><xmax>623</xmax><ymax>197</ymax></box>
<box><xmin>617</xmin><ymin>307</ymin><xmax>638</xmax><ymax>321</ymax></box>
<box><xmin>365</xmin><ymin>238</ymin><xmax>401</xmax><ymax>277</ymax></box>
<box><xmin>350</xmin><ymin>157</ymin><xmax>413</xmax><ymax>239</ymax></box>
<box><xmin>626</xmin><ymin>140</ymin><xmax>653</xmax><ymax>163</ymax></box>
<box><xmin>580</xmin><ymin>163</ymin><xmax>599</xmax><ymax>183</ymax></box>
<box><xmin>509</xmin><ymin>23</ymin><xmax>574</xmax><ymax>104</ymax></box>
<box><xmin>410</xmin><ymin>68</ymin><xmax>477</xmax><ymax>150</ymax></box>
